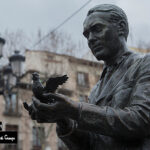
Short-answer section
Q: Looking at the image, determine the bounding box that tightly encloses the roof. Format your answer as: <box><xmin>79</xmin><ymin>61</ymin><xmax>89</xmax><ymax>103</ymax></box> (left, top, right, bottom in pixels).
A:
<box><xmin>25</xmin><ymin>49</ymin><xmax>103</xmax><ymax>68</ymax></box>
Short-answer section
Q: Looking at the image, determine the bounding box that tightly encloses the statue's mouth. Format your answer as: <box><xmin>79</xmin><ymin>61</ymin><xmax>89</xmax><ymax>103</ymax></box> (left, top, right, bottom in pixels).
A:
<box><xmin>92</xmin><ymin>45</ymin><xmax>103</xmax><ymax>54</ymax></box>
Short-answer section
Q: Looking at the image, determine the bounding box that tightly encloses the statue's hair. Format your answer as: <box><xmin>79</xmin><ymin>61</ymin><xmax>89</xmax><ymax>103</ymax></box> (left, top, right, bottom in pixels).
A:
<box><xmin>87</xmin><ymin>4</ymin><xmax>129</xmax><ymax>40</ymax></box>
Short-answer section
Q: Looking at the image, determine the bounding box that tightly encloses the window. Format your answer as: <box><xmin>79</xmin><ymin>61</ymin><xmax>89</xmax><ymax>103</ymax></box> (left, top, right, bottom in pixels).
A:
<box><xmin>79</xmin><ymin>95</ymin><xmax>88</xmax><ymax>102</ymax></box>
<box><xmin>47</xmin><ymin>55</ymin><xmax>53</xmax><ymax>60</ymax></box>
<box><xmin>5</xmin><ymin>93</ymin><xmax>17</xmax><ymax>114</ymax></box>
<box><xmin>32</xmin><ymin>126</ymin><xmax>45</xmax><ymax>150</ymax></box>
<box><xmin>77</xmin><ymin>72</ymin><xmax>89</xmax><ymax>87</ymax></box>
<box><xmin>4</xmin><ymin>124</ymin><xmax>18</xmax><ymax>150</ymax></box>
<box><xmin>5</xmin><ymin>124</ymin><xmax>18</xmax><ymax>131</ymax></box>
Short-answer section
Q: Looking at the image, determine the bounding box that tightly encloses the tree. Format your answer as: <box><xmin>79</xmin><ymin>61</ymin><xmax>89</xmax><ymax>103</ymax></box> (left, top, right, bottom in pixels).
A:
<box><xmin>2</xmin><ymin>28</ymin><xmax>87</xmax><ymax>58</ymax></box>
<box><xmin>2</xmin><ymin>29</ymin><xmax>31</xmax><ymax>57</ymax></box>
<box><xmin>34</xmin><ymin>29</ymin><xmax>86</xmax><ymax>58</ymax></box>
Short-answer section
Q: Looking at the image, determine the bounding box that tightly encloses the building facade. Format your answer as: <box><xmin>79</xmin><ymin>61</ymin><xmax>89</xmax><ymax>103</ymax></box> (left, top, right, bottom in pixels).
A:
<box><xmin>0</xmin><ymin>50</ymin><xmax>103</xmax><ymax>150</ymax></box>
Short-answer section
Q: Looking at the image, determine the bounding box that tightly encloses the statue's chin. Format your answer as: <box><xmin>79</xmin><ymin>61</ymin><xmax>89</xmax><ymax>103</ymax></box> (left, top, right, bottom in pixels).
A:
<box><xmin>93</xmin><ymin>50</ymin><xmax>107</xmax><ymax>61</ymax></box>
<box><xmin>95</xmin><ymin>54</ymin><xmax>107</xmax><ymax>61</ymax></box>
<box><xmin>95</xmin><ymin>53</ymin><xmax>114</xmax><ymax>62</ymax></box>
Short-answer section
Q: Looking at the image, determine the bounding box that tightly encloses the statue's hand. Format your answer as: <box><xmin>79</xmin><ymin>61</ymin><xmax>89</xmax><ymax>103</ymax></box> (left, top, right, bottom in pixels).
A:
<box><xmin>33</xmin><ymin>93</ymin><xmax>78</xmax><ymax>121</ymax></box>
<box><xmin>23</xmin><ymin>100</ymin><xmax>58</xmax><ymax>123</ymax></box>
<box><xmin>23</xmin><ymin>93</ymin><xmax>78</xmax><ymax>123</ymax></box>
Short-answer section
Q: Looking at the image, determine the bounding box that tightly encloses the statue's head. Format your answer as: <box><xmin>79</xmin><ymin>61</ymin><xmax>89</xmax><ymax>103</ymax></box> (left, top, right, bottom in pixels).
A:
<box><xmin>83</xmin><ymin>4</ymin><xmax>129</xmax><ymax>61</ymax></box>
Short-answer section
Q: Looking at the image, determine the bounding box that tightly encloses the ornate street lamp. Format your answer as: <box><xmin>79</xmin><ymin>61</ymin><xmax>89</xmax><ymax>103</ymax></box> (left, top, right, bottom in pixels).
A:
<box><xmin>9</xmin><ymin>50</ymin><xmax>25</xmax><ymax>77</ymax></box>
<box><xmin>0</xmin><ymin>38</ymin><xmax>26</xmax><ymax>116</ymax></box>
<box><xmin>0</xmin><ymin>37</ymin><xmax>5</xmax><ymax>58</ymax></box>
<box><xmin>8</xmin><ymin>51</ymin><xmax>25</xmax><ymax>115</ymax></box>
<box><xmin>3</xmin><ymin>64</ymin><xmax>16</xmax><ymax>90</ymax></box>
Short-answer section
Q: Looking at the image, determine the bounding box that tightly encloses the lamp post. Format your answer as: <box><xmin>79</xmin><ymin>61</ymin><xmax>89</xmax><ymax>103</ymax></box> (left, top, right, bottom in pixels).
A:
<box><xmin>9</xmin><ymin>50</ymin><xmax>25</xmax><ymax>114</ymax></box>
<box><xmin>0</xmin><ymin>37</ymin><xmax>26</xmax><ymax>116</ymax></box>
<box><xmin>3</xmin><ymin>64</ymin><xmax>13</xmax><ymax>92</ymax></box>
<box><xmin>0</xmin><ymin>37</ymin><xmax>5</xmax><ymax>58</ymax></box>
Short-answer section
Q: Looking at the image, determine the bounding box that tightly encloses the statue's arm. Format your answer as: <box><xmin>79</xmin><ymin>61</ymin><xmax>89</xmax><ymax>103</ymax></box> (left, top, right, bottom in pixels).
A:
<box><xmin>56</xmin><ymin>119</ymin><xmax>92</xmax><ymax>150</ymax></box>
<box><xmin>70</xmin><ymin>55</ymin><xmax>150</xmax><ymax>139</ymax></box>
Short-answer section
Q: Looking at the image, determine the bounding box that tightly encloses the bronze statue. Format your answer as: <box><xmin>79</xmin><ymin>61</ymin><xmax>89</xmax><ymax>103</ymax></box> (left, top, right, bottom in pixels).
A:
<box><xmin>24</xmin><ymin>4</ymin><xmax>150</xmax><ymax>150</ymax></box>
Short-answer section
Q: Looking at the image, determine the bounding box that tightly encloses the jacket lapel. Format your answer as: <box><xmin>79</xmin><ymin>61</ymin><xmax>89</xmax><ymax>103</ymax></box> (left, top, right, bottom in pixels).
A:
<box><xmin>95</xmin><ymin>52</ymin><xmax>133</xmax><ymax>104</ymax></box>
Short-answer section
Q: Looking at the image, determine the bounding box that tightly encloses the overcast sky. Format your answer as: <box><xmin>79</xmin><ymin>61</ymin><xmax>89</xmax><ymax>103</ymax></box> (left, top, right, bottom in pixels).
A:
<box><xmin>0</xmin><ymin>0</ymin><xmax>150</xmax><ymax>52</ymax></box>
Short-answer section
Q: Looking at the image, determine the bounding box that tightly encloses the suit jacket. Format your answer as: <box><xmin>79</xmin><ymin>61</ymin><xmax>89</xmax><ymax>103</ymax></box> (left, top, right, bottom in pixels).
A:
<box><xmin>58</xmin><ymin>51</ymin><xmax>150</xmax><ymax>150</ymax></box>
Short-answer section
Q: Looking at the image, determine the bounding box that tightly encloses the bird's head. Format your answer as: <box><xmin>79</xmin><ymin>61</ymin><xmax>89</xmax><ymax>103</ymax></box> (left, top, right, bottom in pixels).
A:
<box><xmin>32</xmin><ymin>72</ymin><xmax>40</xmax><ymax>81</ymax></box>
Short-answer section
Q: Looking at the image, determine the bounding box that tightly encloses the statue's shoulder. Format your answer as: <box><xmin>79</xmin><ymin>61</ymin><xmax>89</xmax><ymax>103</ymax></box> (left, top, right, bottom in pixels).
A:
<box><xmin>128</xmin><ymin>51</ymin><xmax>148</xmax><ymax>63</ymax></box>
<box><xmin>142</xmin><ymin>53</ymin><xmax>150</xmax><ymax>61</ymax></box>
<box><xmin>137</xmin><ymin>53</ymin><xmax>150</xmax><ymax>73</ymax></box>
<box><xmin>136</xmin><ymin>53</ymin><xmax>150</xmax><ymax>66</ymax></box>
<box><xmin>142</xmin><ymin>53</ymin><xmax>150</xmax><ymax>67</ymax></box>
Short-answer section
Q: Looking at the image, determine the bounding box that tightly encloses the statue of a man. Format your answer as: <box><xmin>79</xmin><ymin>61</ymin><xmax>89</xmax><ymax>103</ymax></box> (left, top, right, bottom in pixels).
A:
<box><xmin>26</xmin><ymin>4</ymin><xmax>150</xmax><ymax>150</ymax></box>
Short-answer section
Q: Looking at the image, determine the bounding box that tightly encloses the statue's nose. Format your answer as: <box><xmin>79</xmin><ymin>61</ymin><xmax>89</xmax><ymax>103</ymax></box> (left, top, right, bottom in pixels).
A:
<box><xmin>88</xmin><ymin>32</ymin><xmax>96</xmax><ymax>44</ymax></box>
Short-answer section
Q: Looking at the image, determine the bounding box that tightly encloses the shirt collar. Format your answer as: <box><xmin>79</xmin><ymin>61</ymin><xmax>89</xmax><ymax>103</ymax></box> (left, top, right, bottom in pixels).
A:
<box><xmin>104</xmin><ymin>51</ymin><xmax>132</xmax><ymax>69</ymax></box>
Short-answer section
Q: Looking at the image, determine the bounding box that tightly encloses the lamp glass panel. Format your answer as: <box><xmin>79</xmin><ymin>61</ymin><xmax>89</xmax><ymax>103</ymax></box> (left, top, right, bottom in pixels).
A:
<box><xmin>8</xmin><ymin>74</ymin><xmax>17</xmax><ymax>87</ymax></box>
<box><xmin>3</xmin><ymin>74</ymin><xmax>10</xmax><ymax>90</ymax></box>
<box><xmin>11</xmin><ymin>60</ymin><xmax>24</xmax><ymax>77</ymax></box>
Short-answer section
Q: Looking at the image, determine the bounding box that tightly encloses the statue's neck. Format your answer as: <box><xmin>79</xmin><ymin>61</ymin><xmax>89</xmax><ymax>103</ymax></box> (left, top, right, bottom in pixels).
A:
<box><xmin>105</xmin><ymin>37</ymin><xmax>129</xmax><ymax>66</ymax></box>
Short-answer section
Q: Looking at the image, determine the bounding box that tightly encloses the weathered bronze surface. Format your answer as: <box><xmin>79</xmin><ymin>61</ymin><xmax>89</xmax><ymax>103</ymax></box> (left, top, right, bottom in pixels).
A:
<box><xmin>24</xmin><ymin>4</ymin><xmax>150</xmax><ymax>150</ymax></box>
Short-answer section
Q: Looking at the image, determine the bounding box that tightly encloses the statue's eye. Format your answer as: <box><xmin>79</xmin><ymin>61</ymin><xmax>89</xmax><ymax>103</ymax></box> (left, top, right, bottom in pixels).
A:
<box><xmin>83</xmin><ymin>31</ymin><xmax>89</xmax><ymax>38</ymax></box>
<box><xmin>92</xmin><ymin>24</ymin><xmax>102</xmax><ymax>32</ymax></box>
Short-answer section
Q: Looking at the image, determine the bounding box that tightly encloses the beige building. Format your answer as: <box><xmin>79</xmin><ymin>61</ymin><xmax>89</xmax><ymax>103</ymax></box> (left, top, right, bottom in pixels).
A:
<box><xmin>0</xmin><ymin>50</ymin><xmax>103</xmax><ymax>150</ymax></box>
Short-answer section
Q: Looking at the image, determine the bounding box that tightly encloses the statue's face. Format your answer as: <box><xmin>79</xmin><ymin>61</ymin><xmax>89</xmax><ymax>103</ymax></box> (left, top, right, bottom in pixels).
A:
<box><xmin>83</xmin><ymin>12</ymin><xmax>121</xmax><ymax>61</ymax></box>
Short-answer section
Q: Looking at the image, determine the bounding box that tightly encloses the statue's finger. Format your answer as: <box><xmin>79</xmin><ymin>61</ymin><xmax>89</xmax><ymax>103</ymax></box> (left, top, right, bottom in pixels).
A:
<box><xmin>43</xmin><ymin>93</ymin><xmax>64</xmax><ymax>102</ymax></box>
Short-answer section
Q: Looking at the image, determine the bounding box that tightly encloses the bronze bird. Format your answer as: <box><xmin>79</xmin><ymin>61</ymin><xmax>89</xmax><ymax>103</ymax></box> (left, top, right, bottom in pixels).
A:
<box><xmin>32</xmin><ymin>72</ymin><xmax>68</xmax><ymax>103</ymax></box>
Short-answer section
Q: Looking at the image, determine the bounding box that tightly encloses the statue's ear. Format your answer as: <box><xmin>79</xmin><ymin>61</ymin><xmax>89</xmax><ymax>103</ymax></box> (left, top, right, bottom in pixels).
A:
<box><xmin>118</xmin><ymin>20</ymin><xmax>126</xmax><ymax>36</ymax></box>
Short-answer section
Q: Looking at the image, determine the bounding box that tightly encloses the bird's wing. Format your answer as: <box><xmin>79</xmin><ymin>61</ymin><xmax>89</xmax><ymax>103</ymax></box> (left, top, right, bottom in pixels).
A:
<box><xmin>44</xmin><ymin>75</ymin><xmax>68</xmax><ymax>93</ymax></box>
